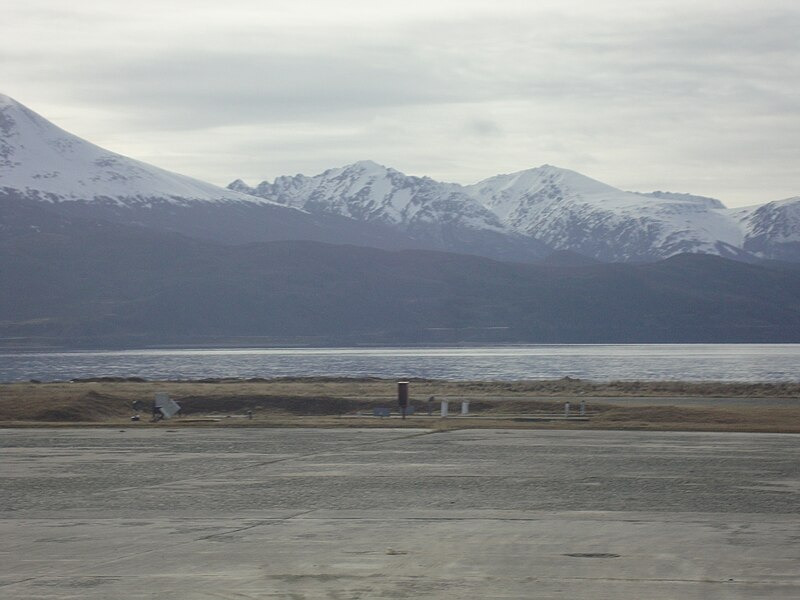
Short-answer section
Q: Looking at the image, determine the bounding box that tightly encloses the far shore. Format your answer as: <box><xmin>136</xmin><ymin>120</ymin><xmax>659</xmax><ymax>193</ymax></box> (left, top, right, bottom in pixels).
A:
<box><xmin>2</xmin><ymin>377</ymin><xmax>799</xmax><ymax>433</ymax></box>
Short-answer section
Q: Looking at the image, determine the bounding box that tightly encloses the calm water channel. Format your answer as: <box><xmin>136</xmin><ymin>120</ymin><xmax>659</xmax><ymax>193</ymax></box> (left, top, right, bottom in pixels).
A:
<box><xmin>1</xmin><ymin>345</ymin><xmax>799</xmax><ymax>383</ymax></box>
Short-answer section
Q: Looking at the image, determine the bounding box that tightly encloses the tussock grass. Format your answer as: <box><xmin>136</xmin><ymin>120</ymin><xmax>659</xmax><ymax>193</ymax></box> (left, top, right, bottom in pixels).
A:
<box><xmin>2</xmin><ymin>377</ymin><xmax>799</xmax><ymax>432</ymax></box>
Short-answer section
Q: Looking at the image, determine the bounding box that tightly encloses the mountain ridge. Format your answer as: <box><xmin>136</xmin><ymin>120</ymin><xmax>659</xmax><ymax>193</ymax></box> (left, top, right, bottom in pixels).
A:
<box><xmin>0</xmin><ymin>93</ymin><xmax>275</xmax><ymax>206</ymax></box>
<box><xmin>2</xmin><ymin>93</ymin><xmax>799</xmax><ymax>263</ymax></box>
<box><xmin>232</xmin><ymin>162</ymin><xmax>799</xmax><ymax>263</ymax></box>
<box><xmin>0</xmin><ymin>95</ymin><xmax>547</xmax><ymax>260</ymax></box>
<box><xmin>0</xmin><ymin>96</ymin><xmax>459</xmax><ymax>252</ymax></box>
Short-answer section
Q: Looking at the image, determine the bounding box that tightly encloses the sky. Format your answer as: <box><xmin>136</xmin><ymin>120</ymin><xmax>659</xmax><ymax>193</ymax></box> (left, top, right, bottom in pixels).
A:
<box><xmin>2</xmin><ymin>0</ymin><xmax>799</xmax><ymax>207</ymax></box>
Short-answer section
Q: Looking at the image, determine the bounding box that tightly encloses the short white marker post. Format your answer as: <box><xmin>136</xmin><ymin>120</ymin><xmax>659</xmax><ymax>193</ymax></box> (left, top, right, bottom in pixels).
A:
<box><xmin>580</xmin><ymin>400</ymin><xmax>586</xmax><ymax>416</ymax></box>
<box><xmin>461</xmin><ymin>401</ymin><xmax>469</xmax><ymax>415</ymax></box>
<box><xmin>441</xmin><ymin>400</ymin><xmax>449</xmax><ymax>418</ymax></box>
<box><xmin>564</xmin><ymin>402</ymin><xmax>570</xmax><ymax>418</ymax></box>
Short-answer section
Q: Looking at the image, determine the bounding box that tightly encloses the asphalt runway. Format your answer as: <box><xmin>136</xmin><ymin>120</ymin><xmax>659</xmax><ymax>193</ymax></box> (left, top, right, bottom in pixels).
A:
<box><xmin>1</xmin><ymin>427</ymin><xmax>798</xmax><ymax>599</ymax></box>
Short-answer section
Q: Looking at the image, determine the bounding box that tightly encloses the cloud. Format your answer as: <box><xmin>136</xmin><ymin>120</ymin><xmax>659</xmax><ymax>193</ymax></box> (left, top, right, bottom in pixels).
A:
<box><xmin>1</xmin><ymin>0</ymin><xmax>798</xmax><ymax>205</ymax></box>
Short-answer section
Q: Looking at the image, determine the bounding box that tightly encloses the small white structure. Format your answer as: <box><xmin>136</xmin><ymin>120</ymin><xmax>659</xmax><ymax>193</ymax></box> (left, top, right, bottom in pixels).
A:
<box><xmin>441</xmin><ymin>400</ymin><xmax>449</xmax><ymax>418</ymax></box>
<box><xmin>154</xmin><ymin>392</ymin><xmax>181</xmax><ymax>419</ymax></box>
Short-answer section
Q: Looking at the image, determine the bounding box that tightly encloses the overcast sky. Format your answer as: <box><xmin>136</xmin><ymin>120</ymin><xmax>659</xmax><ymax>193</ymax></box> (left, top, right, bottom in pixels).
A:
<box><xmin>2</xmin><ymin>0</ymin><xmax>798</xmax><ymax>207</ymax></box>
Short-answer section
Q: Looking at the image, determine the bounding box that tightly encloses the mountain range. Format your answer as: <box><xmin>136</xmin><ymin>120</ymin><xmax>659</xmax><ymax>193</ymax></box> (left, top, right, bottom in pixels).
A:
<box><xmin>3</xmin><ymin>93</ymin><xmax>799</xmax><ymax>264</ymax></box>
<box><xmin>2</xmin><ymin>93</ymin><xmax>800</xmax><ymax>347</ymax></box>
<box><xmin>230</xmin><ymin>161</ymin><xmax>800</xmax><ymax>263</ymax></box>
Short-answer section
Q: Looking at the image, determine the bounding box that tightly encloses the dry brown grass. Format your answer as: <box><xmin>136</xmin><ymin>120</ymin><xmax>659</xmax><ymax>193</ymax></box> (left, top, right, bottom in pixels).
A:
<box><xmin>2</xmin><ymin>378</ymin><xmax>799</xmax><ymax>433</ymax></box>
<box><xmin>588</xmin><ymin>405</ymin><xmax>800</xmax><ymax>433</ymax></box>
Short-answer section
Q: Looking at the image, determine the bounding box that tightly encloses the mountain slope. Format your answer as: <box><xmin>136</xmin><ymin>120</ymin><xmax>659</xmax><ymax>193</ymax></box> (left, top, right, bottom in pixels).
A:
<box><xmin>0</xmin><ymin>93</ymin><xmax>270</xmax><ymax>205</ymax></box>
<box><xmin>234</xmin><ymin>160</ymin><xmax>499</xmax><ymax>229</ymax></box>
<box><xmin>233</xmin><ymin>162</ymin><xmax>775</xmax><ymax>263</ymax></box>
<box><xmin>230</xmin><ymin>160</ymin><xmax>550</xmax><ymax>261</ymax></box>
<box><xmin>3</xmin><ymin>93</ymin><xmax>798</xmax><ymax>262</ymax></box>
<box><xmin>464</xmin><ymin>166</ymin><xmax>749</xmax><ymax>262</ymax></box>
<box><xmin>0</xmin><ymin>95</ymin><xmax>425</xmax><ymax>249</ymax></box>
<box><xmin>735</xmin><ymin>197</ymin><xmax>800</xmax><ymax>260</ymax></box>
<box><xmin>3</xmin><ymin>226</ymin><xmax>800</xmax><ymax>347</ymax></box>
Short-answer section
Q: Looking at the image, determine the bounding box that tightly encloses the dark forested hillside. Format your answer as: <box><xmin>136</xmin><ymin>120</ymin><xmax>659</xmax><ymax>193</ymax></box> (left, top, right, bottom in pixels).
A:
<box><xmin>3</xmin><ymin>216</ymin><xmax>800</xmax><ymax>348</ymax></box>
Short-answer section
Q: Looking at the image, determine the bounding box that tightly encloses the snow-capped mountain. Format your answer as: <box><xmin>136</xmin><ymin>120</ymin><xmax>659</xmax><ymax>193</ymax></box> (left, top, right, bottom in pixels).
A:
<box><xmin>464</xmin><ymin>166</ymin><xmax>747</xmax><ymax>262</ymax></box>
<box><xmin>233</xmin><ymin>163</ymin><xmax>775</xmax><ymax>263</ymax></box>
<box><xmin>0</xmin><ymin>95</ymin><xmax>424</xmax><ymax>249</ymax></box>
<box><xmin>232</xmin><ymin>160</ymin><xmax>503</xmax><ymax>230</ymax></box>
<box><xmin>229</xmin><ymin>160</ymin><xmax>550</xmax><ymax>261</ymax></box>
<box><xmin>4</xmin><ymin>93</ymin><xmax>798</xmax><ymax>263</ymax></box>
<box><xmin>0</xmin><ymin>93</ymin><xmax>269</xmax><ymax>206</ymax></box>
<box><xmin>736</xmin><ymin>197</ymin><xmax>800</xmax><ymax>260</ymax></box>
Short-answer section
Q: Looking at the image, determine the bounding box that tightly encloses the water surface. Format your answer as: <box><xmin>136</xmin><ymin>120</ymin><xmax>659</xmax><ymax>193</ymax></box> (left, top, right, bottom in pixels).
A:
<box><xmin>2</xmin><ymin>344</ymin><xmax>798</xmax><ymax>383</ymax></box>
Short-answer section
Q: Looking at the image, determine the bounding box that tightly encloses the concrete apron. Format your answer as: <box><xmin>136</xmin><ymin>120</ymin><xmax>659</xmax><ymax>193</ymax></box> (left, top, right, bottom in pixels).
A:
<box><xmin>1</xmin><ymin>428</ymin><xmax>798</xmax><ymax>599</ymax></box>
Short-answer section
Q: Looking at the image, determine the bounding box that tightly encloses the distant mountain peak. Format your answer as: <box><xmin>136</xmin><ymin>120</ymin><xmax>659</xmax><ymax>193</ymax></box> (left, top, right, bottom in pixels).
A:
<box><xmin>223</xmin><ymin>156</ymin><xmax>548</xmax><ymax>260</ymax></box>
<box><xmin>0</xmin><ymin>93</ymin><xmax>273</xmax><ymax>206</ymax></box>
<box><xmin>318</xmin><ymin>160</ymin><xmax>400</xmax><ymax>181</ymax></box>
<box><xmin>461</xmin><ymin>165</ymin><xmax>752</xmax><ymax>261</ymax></box>
<box><xmin>349</xmin><ymin>159</ymin><xmax>388</xmax><ymax>171</ymax></box>
<box><xmin>468</xmin><ymin>165</ymin><xmax>621</xmax><ymax>203</ymax></box>
<box><xmin>225</xmin><ymin>158</ymin><xmax>800</xmax><ymax>262</ymax></box>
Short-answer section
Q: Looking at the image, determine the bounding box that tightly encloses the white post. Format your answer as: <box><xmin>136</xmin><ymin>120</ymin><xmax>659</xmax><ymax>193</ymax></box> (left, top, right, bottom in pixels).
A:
<box><xmin>461</xmin><ymin>401</ymin><xmax>469</xmax><ymax>415</ymax></box>
<box><xmin>564</xmin><ymin>402</ymin><xmax>570</xmax><ymax>418</ymax></box>
<box><xmin>441</xmin><ymin>400</ymin><xmax>449</xmax><ymax>418</ymax></box>
<box><xmin>580</xmin><ymin>400</ymin><xmax>586</xmax><ymax>416</ymax></box>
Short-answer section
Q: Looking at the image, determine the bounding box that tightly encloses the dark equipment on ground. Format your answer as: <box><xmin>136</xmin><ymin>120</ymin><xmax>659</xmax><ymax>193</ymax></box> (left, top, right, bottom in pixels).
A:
<box><xmin>398</xmin><ymin>381</ymin><xmax>409</xmax><ymax>420</ymax></box>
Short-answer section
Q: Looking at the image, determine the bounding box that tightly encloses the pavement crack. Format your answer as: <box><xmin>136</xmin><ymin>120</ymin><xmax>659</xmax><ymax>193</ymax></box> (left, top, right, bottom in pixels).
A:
<box><xmin>0</xmin><ymin>577</ymin><xmax>39</xmax><ymax>589</ymax></box>
<box><xmin>198</xmin><ymin>510</ymin><xmax>315</xmax><ymax>541</ymax></box>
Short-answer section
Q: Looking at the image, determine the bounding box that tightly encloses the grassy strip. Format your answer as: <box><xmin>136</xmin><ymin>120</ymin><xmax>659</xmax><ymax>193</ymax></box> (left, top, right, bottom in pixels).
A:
<box><xmin>2</xmin><ymin>378</ymin><xmax>799</xmax><ymax>433</ymax></box>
